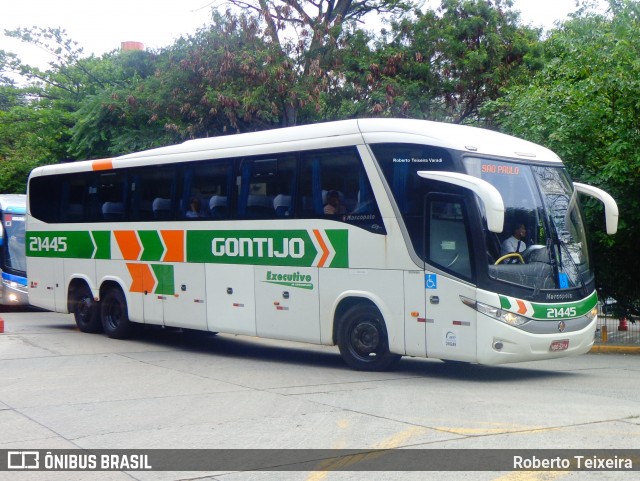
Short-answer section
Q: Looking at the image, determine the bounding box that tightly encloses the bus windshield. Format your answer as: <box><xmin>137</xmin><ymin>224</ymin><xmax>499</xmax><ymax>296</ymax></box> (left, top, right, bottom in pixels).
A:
<box><xmin>464</xmin><ymin>157</ymin><xmax>592</xmax><ymax>293</ymax></box>
<box><xmin>2</xmin><ymin>212</ymin><xmax>27</xmax><ymax>275</ymax></box>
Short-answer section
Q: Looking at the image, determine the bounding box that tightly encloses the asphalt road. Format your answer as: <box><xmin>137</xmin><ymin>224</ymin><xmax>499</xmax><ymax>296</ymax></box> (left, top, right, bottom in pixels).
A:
<box><xmin>1</xmin><ymin>308</ymin><xmax>639</xmax><ymax>481</ymax></box>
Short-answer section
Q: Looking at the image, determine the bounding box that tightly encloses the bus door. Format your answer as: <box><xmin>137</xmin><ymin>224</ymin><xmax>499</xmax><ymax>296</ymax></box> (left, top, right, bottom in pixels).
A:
<box><xmin>423</xmin><ymin>194</ymin><xmax>478</xmax><ymax>362</ymax></box>
<box><xmin>254</xmin><ymin>266</ymin><xmax>320</xmax><ymax>343</ymax></box>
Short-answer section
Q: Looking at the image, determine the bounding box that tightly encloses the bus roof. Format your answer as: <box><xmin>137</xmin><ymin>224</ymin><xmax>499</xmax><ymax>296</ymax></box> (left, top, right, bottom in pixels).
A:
<box><xmin>29</xmin><ymin>119</ymin><xmax>561</xmax><ymax>177</ymax></box>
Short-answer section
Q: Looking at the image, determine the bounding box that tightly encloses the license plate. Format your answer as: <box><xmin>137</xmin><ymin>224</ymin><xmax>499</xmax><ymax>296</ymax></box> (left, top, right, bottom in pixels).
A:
<box><xmin>550</xmin><ymin>339</ymin><xmax>569</xmax><ymax>352</ymax></box>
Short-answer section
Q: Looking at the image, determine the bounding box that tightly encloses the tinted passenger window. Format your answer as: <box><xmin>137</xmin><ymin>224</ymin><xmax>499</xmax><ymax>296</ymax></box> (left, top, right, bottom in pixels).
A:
<box><xmin>29</xmin><ymin>147</ymin><xmax>385</xmax><ymax>233</ymax></box>
<box><xmin>237</xmin><ymin>155</ymin><xmax>296</xmax><ymax>219</ymax></box>
<box><xmin>183</xmin><ymin>159</ymin><xmax>234</xmax><ymax>220</ymax></box>
<box><xmin>298</xmin><ymin>148</ymin><xmax>385</xmax><ymax>234</ymax></box>
<box><xmin>371</xmin><ymin>143</ymin><xmax>455</xmax><ymax>254</ymax></box>
<box><xmin>428</xmin><ymin>196</ymin><xmax>473</xmax><ymax>280</ymax></box>
<box><xmin>130</xmin><ymin>167</ymin><xmax>176</xmax><ymax>221</ymax></box>
<box><xmin>97</xmin><ymin>172</ymin><xmax>127</xmax><ymax>221</ymax></box>
<box><xmin>29</xmin><ymin>176</ymin><xmax>61</xmax><ymax>223</ymax></box>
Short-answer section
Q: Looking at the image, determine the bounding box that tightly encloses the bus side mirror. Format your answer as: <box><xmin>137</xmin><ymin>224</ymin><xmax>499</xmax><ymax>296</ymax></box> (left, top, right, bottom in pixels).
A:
<box><xmin>418</xmin><ymin>171</ymin><xmax>505</xmax><ymax>233</ymax></box>
<box><xmin>573</xmin><ymin>183</ymin><xmax>619</xmax><ymax>235</ymax></box>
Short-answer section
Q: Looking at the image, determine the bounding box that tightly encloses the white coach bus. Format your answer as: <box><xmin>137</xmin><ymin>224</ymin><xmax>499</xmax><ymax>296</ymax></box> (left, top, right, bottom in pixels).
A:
<box><xmin>26</xmin><ymin>119</ymin><xmax>618</xmax><ymax>370</ymax></box>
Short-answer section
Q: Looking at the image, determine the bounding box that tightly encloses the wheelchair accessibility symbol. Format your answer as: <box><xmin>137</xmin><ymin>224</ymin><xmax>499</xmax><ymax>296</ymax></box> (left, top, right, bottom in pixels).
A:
<box><xmin>425</xmin><ymin>274</ymin><xmax>437</xmax><ymax>289</ymax></box>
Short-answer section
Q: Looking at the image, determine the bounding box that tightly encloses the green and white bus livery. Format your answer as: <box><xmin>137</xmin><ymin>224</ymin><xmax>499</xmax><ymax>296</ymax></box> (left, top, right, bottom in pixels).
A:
<box><xmin>26</xmin><ymin>119</ymin><xmax>618</xmax><ymax>370</ymax></box>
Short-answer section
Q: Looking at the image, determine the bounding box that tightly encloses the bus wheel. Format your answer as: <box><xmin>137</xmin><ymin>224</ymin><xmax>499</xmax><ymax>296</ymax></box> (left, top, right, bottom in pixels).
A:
<box><xmin>73</xmin><ymin>285</ymin><xmax>102</xmax><ymax>333</ymax></box>
<box><xmin>337</xmin><ymin>304</ymin><xmax>401</xmax><ymax>371</ymax></box>
<box><xmin>100</xmin><ymin>287</ymin><xmax>133</xmax><ymax>339</ymax></box>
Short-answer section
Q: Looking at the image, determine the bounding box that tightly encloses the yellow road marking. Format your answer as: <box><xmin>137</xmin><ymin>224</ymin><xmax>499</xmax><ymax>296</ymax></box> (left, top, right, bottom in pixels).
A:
<box><xmin>305</xmin><ymin>426</ymin><xmax>426</xmax><ymax>481</ymax></box>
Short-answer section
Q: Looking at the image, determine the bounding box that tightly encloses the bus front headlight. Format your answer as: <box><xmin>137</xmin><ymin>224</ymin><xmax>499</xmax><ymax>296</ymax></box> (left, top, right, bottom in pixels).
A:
<box><xmin>585</xmin><ymin>307</ymin><xmax>598</xmax><ymax>321</ymax></box>
<box><xmin>460</xmin><ymin>296</ymin><xmax>531</xmax><ymax>327</ymax></box>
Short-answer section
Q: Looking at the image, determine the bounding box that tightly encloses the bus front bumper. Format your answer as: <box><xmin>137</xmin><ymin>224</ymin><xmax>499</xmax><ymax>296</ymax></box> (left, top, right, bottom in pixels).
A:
<box><xmin>1</xmin><ymin>279</ymin><xmax>29</xmax><ymax>305</ymax></box>
<box><xmin>476</xmin><ymin>316</ymin><xmax>597</xmax><ymax>365</ymax></box>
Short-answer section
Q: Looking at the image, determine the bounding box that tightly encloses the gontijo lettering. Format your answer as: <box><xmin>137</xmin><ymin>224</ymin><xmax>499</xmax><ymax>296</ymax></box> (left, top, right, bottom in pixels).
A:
<box><xmin>212</xmin><ymin>237</ymin><xmax>305</xmax><ymax>258</ymax></box>
<box><xmin>187</xmin><ymin>229</ymin><xmax>349</xmax><ymax>268</ymax></box>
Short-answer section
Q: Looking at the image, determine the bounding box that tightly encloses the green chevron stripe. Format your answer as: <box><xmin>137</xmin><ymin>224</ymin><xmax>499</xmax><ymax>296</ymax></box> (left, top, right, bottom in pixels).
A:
<box><xmin>139</xmin><ymin>231</ymin><xmax>164</xmax><ymax>261</ymax></box>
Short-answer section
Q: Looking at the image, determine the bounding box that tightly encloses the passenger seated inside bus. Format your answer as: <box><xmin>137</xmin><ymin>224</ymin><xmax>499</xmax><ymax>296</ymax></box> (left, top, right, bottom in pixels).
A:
<box><xmin>186</xmin><ymin>197</ymin><xmax>203</xmax><ymax>218</ymax></box>
<box><xmin>323</xmin><ymin>190</ymin><xmax>346</xmax><ymax>215</ymax></box>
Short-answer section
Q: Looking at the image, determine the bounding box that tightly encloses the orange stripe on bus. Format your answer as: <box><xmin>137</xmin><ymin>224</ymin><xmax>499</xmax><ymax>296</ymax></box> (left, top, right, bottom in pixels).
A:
<box><xmin>313</xmin><ymin>229</ymin><xmax>330</xmax><ymax>267</ymax></box>
<box><xmin>516</xmin><ymin>299</ymin><xmax>528</xmax><ymax>315</ymax></box>
<box><xmin>91</xmin><ymin>158</ymin><xmax>114</xmax><ymax>171</ymax></box>
<box><xmin>161</xmin><ymin>230</ymin><xmax>184</xmax><ymax>262</ymax></box>
<box><xmin>114</xmin><ymin>230</ymin><xmax>141</xmax><ymax>260</ymax></box>
<box><xmin>126</xmin><ymin>263</ymin><xmax>155</xmax><ymax>293</ymax></box>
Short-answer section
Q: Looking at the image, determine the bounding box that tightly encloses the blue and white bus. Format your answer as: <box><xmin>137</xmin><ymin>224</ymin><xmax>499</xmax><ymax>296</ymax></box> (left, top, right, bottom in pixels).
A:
<box><xmin>0</xmin><ymin>194</ymin><xmax>28</xmax><ymax>305</ymax></box>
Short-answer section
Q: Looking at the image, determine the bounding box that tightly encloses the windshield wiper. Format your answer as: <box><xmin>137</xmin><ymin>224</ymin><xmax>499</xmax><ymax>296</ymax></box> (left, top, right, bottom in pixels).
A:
<box><xmin>548</xmin><ymin>220</ymin><xmax>588</xmax><ymax>295</ymax></box>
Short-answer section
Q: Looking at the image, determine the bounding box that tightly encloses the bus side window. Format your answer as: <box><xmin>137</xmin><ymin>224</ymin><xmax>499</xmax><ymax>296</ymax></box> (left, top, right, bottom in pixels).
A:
<box><xmin>29</xmin><ymin>176</ymin><xmax>61</xmax><ymax>223</ymax></box>
<box><xmin>97</xmin><ymin>172</ymin><xmax>128</xmax><ymax>222</ymax></box>
<box><xmin>183</xmin><ymin>159</ymin><xmax>234</xmax><ymax>220</ymax></box>
<box><xmin>237</xmin><ymin>155</ymin><xmax>296</xmax><ymax>220</ymax></box>
<box><xmin>298</xmin><ymin>148</ymin><xmax>385</xmax><ymax>233</ymax></box>
<box><xmin>59</xmin><ymin>173</ymin><xmax>91</xmax><ymax>223</ymax></box>
<box><xmin>427</xmin><ymin>197</ymin><xmax>473</xmax><ymax>280</ymax></box>
<box><xmin>129</xmin><ymin>167</ymin><xmax>176</xmax><ymax>222</ymax></box>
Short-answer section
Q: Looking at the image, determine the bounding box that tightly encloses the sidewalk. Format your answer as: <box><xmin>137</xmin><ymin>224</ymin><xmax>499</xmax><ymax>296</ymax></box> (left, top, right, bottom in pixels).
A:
<box><xmin>590</xmin><ymin>344</ymin><xmax>640</xmax><ymax>354</ymax></box>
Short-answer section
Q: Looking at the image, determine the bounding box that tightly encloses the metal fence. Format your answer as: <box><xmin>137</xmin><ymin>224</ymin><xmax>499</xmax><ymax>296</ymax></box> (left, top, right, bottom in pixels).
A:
<box><xmin>594</xmin><ymin>314</ymin><xmax>640</xmax><ymax>345</ymax></box>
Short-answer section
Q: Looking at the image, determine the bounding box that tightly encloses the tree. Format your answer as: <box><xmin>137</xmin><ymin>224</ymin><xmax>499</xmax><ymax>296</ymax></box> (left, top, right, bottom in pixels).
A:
<box><xmin>2</xmin><ymin>1</ymin><xmax>543</xmax><ymax>173</ymax></box>
<box><xmin>346</xmin><ymin>0</ymin><xmax>542</xmax><ymax>123</ymax></box>
<box><xmin>2</xmin><ymin>27</ymin><xmax>162</xmax><ymax>161</ymax></box>
<box><xmin>220</xmin><ymin>0</ymin><xmax>412</xmax><ymax>125</ymax></box>
<box><xmin>0</xmin><ymin>35</ymin><xmax>78</xmax><ymax>191</ymax></box>
<box><xmin>0</xmin><ymin>92</ymin><xmax>68</xmax><ymax>192</ymax></box>
<box><xmin>68</xmin><ymin>10</ymin><xmax>304</xmax><ymax>155</ymax></box>
<box><xmin>488</xmin><ymin>0</ymin><xmax>640</xmax><ymax>310</ymax></box>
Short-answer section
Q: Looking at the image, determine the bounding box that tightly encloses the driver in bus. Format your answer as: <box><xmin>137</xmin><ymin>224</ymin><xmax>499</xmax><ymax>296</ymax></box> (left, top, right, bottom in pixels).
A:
<box><xmin>501</xmin><ymin>223</ymin><xmax>527</xmax><ymax>259</ymax></box>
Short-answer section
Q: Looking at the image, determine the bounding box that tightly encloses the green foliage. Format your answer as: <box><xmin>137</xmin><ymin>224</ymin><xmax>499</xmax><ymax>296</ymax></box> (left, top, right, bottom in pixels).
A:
<box><xmin>326</xmin><ymin>0</ymin><xmax>542</xmax><ymax>123</ymax></box>
<box><xmin>2</xmin><ymin>0</ymin><xmax>543</xmax><ymax>163</ymax></box>
<box><xmin>490</xmin><ymin>0</ymin><xmax>640</xmax><ymax>307</ymax></box>
<box><xmin>0</xmin><ymin>101</ymin><xmax>70</xmax><ymax>192</ymax></box>
<box><xmin>0</xmin><ymin>26</ymin><xmax>146</xmax><ymax>187</ymax></box>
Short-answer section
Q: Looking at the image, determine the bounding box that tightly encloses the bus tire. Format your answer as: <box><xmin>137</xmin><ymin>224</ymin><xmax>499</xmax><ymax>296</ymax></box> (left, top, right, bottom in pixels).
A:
<box><xmin>100</xmin><ymin>287</ymin><xmax>134</xmax><ymax>339</ymax></box>
<box><xmin>337</xmin><ymin>304</ymin><xmax>401</xmax><ymax>371</ymax></box>
<box><xmin>73</xmin><ymin>284</ymin><xmax>102</xmax><ymax>333</ymax></box>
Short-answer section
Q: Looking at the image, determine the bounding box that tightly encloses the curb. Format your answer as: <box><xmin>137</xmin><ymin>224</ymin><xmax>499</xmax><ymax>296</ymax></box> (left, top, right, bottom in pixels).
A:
<box><xmin>590</xmin><ymin>345</ymin><xmax>640</xmax><ymax>355</ymax></box>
